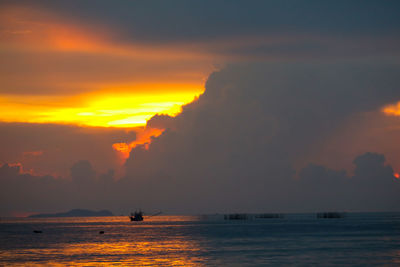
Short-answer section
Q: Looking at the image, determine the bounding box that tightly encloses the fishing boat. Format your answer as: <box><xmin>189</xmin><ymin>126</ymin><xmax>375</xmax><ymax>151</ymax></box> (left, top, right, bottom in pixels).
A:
<box><xmin>129</xmin><ymin>210</ymin><xmax>144</xmax><ymax>221</ymax></box>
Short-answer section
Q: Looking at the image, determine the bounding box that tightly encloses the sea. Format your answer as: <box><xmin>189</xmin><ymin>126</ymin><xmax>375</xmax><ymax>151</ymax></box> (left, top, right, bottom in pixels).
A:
<box><xmin>1</xmin><ymin>212</ymin><xmax>400</xmax><ymax>266</ymax></box>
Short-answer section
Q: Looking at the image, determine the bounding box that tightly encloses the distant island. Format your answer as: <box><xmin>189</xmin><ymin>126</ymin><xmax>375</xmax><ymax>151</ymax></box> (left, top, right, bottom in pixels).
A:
<box><xmin>28</xmin><ymin>209</ymin><xmax>113</xmax><ymax>218</ymax></box>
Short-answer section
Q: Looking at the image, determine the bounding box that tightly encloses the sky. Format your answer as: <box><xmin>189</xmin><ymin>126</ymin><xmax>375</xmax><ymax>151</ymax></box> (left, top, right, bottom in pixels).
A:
<box><xmin>1</xmin><ymin>0</ymin><xmax>400</xmax><ymax>216</ymax></box>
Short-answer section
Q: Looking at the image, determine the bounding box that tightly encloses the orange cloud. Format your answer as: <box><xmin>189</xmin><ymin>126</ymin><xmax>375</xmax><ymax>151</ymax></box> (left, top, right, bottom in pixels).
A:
<box><xmin>0</xmin><ymin>6</ymin><xmax>114</xmax><ymax>53</ymax></box>
<box><xmin>113</xmin><ymin>128</ymin><xmax>164</xmax><ymax>160</ymax></box>
<box><xmin>383</xmin><ymin>102</ymin><xmax>400</xmax><ymax>116</ymax></box>
<box><xmin>112</xmin><ymin>143</ymin><xmax>131</xmax><ymax>159</ymax></box>
<box><xmin>0</xmin><ymin>5</ymin><xmax>213</xmax><ymax>59</ymax></box>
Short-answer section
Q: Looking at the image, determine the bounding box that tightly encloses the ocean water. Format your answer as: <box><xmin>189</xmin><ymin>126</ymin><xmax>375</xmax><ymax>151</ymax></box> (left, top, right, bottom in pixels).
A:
<box><xmin>1</xmin><ymin>213</ymin><xmax>400</xmax><ymax>266</ymax></box>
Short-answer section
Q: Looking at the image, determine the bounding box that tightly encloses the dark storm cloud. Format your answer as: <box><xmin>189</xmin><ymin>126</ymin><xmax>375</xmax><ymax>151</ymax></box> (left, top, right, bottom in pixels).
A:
<box><xmin>120</xmin><ymin>62</ymin><xmax>400</xmax><ymax>213</ymax></box>
<box><xmin>139</xmin><ymin>62</ymin><xmax>400</xmax><ymax>164</ymax></box>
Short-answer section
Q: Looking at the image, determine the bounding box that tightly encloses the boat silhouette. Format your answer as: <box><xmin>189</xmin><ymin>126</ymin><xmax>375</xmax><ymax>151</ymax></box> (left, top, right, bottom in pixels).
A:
<box><xmin>129</xmin><ymin>210</ymin><xmax>144</xmax><ymax>221</ymax></box>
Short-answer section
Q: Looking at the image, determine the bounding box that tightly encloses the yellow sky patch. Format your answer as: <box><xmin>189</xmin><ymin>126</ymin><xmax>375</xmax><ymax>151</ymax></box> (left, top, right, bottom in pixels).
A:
<box><xmin>0</xmin><ymin>85</ymin><xmax>203</xmax><ymax>127</ymax></box>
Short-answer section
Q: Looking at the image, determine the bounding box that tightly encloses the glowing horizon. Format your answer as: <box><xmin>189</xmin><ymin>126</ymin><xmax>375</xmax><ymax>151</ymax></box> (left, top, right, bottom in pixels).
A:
<box><xmin>0</xmin><ymin>84</ymin><xmax>203</xmax><ymax>128</ymax></box>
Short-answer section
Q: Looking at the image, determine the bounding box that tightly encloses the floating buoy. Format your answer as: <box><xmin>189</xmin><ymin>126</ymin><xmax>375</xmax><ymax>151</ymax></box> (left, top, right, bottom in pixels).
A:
<box><xmin>99</xmin><ymin>231</ymin><xmax>104</xmax><ymax>234</ymax></box>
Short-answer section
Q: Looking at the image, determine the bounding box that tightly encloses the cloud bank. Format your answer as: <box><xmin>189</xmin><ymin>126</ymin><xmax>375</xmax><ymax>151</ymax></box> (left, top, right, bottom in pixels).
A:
<box><xmin>120</xmin><ymin>62</ymin><xmax>400</xmax><ymax>213</ymax></box>
<box><xmin>0</xmin><ymin>123</ymin><xmax>136</xmax><ymax>177</ymax></box>
<box><xmin>3</xmin><ymin>62</ymin><xmax>399</xmax><ymax>215</ymax></box>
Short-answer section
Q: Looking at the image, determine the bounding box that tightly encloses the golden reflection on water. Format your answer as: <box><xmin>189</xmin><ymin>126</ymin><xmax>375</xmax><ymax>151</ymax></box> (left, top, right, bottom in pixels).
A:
<box><xmin>58</xmin><ymin>239</ymin><xmax>204</xmax><ymax>266</ymax></box>
<box><xmin>2</xmin><ymin>239</ymin><xmax>204</xmax><ymax>266</ymax></box>
<box><xmin>0</xmin><ymin>216</ymin><xmax>206</xmax><ymax>266</ymax></box>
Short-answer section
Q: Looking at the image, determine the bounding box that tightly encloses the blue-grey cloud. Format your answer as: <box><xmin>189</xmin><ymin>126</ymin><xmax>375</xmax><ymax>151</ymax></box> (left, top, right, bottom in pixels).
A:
<box><xmin>2</xmin><ymin>0</ymin><xmax>400</xmax><ymax>60</ymax></box>
<box><xmin>1</xmin><ymin>150</ymin><xmax>398</xmax><ymax>216</ymax></box>
<box><xmin>0</xmin><ymin>161</ymin><xmax>118</xmax><ymax>216</ymax></box>
<box><xmin>7</xmin><ymin>0</ymin><xmax>399</xmax><ymax>41</ymax></box>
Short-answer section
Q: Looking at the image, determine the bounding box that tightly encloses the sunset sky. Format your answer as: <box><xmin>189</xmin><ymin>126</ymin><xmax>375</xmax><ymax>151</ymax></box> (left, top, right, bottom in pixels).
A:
<box><xmin>1</xmin><ymin>0</ymin><xmax>400</xmax><ymax>216</ymax></box>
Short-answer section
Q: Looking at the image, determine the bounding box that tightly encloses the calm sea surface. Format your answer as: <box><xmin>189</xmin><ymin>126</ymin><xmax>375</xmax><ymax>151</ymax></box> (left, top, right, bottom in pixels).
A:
<box><xmin>1</xmin><ymin>213</ymin><xmax>400</xmax><ymax>266</ymax></box>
